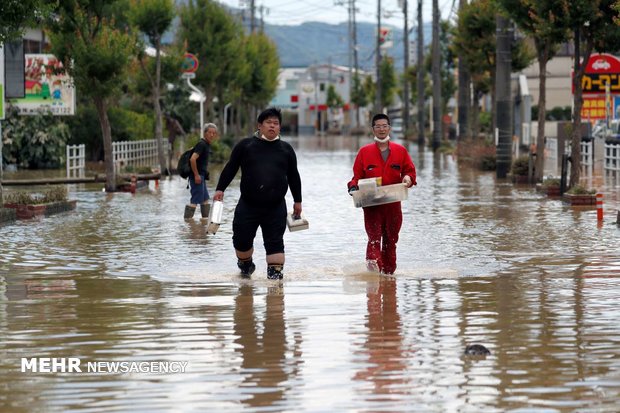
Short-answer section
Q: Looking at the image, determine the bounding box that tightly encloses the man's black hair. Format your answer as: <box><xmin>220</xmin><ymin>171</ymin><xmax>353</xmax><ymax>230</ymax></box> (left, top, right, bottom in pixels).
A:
<box><xmin>371</xmin><ymin>113</ymin><xmax>390</xmax><ymax>127</ymax></box>
<box><xmin>258</xmin><ymin>107</ymin><xmax>282</xmax><ymax>124</ymax></box>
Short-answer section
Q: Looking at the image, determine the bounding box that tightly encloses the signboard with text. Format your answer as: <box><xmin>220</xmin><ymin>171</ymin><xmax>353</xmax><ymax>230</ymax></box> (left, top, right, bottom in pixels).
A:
<box><xmin>574</xmin><ymin>53</ymin><xmax>620</xmax><ymax>120</ymax></box>
<box><xmin>8</xmin><ymin>54</ymin><xmax>75</xmax><ymax>116</ymax></box>
<box><xmin>580</xmin><ymin>96</ymin><xmax>609</xmax><ymax>120</ymax></box>
<box><xmin>575</xmin><ymin>53</ymin><xmax>620</xmax><ymax>94</ymax></box>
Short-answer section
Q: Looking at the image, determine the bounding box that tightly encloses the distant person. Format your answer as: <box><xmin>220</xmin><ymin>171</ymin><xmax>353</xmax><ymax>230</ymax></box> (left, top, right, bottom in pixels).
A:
<box><xmin>213</xmin><ymin>107</ymin><xmax>303</xmax><ymax>280</ymax></box>
<box><xmin>184</xmin><ymin>123</ymin><xmax>219</xmax><ymax>220</ymax></box>
<box><xmin>347</xmin><ymin>113</ymin><xmax>416</xmax><ymax>275</ymax></box>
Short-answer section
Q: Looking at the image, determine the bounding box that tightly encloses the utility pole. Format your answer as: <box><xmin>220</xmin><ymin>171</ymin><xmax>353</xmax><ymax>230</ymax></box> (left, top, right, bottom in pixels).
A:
<box><xmin>375</xmin><ymin>0</ymin><xmax>382</xmax><ymax>114</ymax></box>
<box><xmin>457</xmin><ymin>0</ymin><xmax>470</xmax><ymax>141</ymax></box>
<box><xmin>259</xmin><ymin>5</ymin><xmax>268</xmax><ymax>34</ymax></box>
<box><xmin>335</xmin><ymin>0</ymin><xmax>354</xmax><ymax>130</ymax></box>
<box><xmin>431</xmin><ymin>0</ymin><xmax>441</xmax><ymax>151</ymax></box>
<box><xmin>347</xmin><ymin>0</ymin><xmax>353</xmax><ymax>129</ymax></box>
<box><xmin>402</xmin><ymin>0</ymin><xmax>410</xmax><ymax>136</ymax></box>
<box><xmin>352</xmin><ymin>0</ymin><xmax>360</xmax><ymax>126</ymax></box>
<box><xmin>250</xmin><ymin>0</ymin><xmax>256</xmax><ymax>33</ymax></box>
<box><xmin>416</xmin><ymin>0</ymin><xmax>424</xmax><ymax>146</ymax></box>
<box><xmin>495</xmin><ymin>15</ymin><xmax>512</xmax><ymax>178</ymax></box>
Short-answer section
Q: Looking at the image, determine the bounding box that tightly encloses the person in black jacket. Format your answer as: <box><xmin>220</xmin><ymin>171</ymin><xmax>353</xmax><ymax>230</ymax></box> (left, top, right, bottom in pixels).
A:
<box><xmin>213</xmin><ymin>108</ymin><xmax>303</xmax><ymax>280</ymax></box>
<box><xmin>184</xmin><ymin>123</ymin><xmax>219</xmax><ymax>220</ymax></box>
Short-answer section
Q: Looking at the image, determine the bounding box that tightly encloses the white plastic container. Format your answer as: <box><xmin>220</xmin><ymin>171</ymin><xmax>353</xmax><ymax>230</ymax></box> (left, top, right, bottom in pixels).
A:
<box><xmin>357</xmin><ymin>177</ymin><xmax>382</xmax><ymax>192</ymax></box>
<box><xmin>352</xmin><ymin>183</ymin><xmax>408</xmax><ymax>208</ymax></box>
<box><xmin>206</xmin><ymin>201</ymin><xmax>223</xmax><ymax>234</ymax></box>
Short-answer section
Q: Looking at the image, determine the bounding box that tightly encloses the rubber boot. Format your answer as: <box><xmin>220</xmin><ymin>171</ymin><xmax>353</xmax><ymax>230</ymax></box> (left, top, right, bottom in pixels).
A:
<box><xmin>184</xmin><ymin>205</ymin><xmax>196</xmax><ymax>219</ymax></box>
<box><xmin>267</xmin><ymin>264</ymin><xmax>284</xmax><ymax>280</ymax></box>
<box><xmin>237</xmin><ymin>258</ymin><xmax>256</xmax><ymax>277</ymax></box>
<box><xmin>200</xmin><ymin>203</ymin><xmax>210</xmax><ymax>219</ymax></box>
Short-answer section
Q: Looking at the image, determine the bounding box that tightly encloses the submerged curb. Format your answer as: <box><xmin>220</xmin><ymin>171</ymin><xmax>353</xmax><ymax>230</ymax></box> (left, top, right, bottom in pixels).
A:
<box><xmin>3</xmin><ymin>200</ymin><xmax>77</xmax><ymax>220</ymax></box>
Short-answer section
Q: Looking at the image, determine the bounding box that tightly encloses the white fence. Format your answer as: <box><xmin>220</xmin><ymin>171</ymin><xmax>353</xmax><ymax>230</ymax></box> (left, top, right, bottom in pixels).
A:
<box><xmin>66</xmin><ymin>144</ymin><xmax>85</xmax><ymax>178</ymax></box>
<box><xmin>581</xmin><ymin>140</ymin><xmax>593</xmax><ymax>175</ymax></box>
<box><xmin>604</xmin><ymin>143</ymin><xmax>620</xmax><ymax>173</ymax></box>
<box><xmin>112</xmin><ymin>139</ymin><xmax>169</xmax><ymax>173</ymax></box>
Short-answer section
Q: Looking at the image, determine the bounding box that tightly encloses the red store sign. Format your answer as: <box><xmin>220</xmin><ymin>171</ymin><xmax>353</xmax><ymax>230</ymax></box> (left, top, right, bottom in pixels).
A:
<box><xmin>573</xmin><ymin>53</ymin><xmax>620</xmax><ymax>94</ymax></box>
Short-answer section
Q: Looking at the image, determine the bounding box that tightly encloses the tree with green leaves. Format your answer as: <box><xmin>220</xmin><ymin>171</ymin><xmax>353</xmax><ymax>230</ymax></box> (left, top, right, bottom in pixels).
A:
<box><xmin>177</xmin><ymin>0</ymin><xmax>242</xmax><ymax>128</ymax></box>
<box><xmin>326</xmin><ymin>84</ymin><xmax>344</xmax><ymax>109</ymax></box>
<box><xmin>498</xmin><ymin>0</ymin><xmax>571</xmax><ymax>182</ymax></box>
<box><xmin>49</xmin><ymin>0</ymin><xmax>137</xmax><ymax>192</ymax></box>
<box><xmin>379</xmin><ymin>57</ymin><xmax>397</xmax><ymax>109</ymax></box>
<box><xmin>567</xmin><ymin>0</ymin><xmax>620</xmax><ymax>188</ymax></box>
<box><xmin>350</xmin><ymin>73</ymin><xmax>367</xmax><ymax>126</ymax></box>
<box><xmin>240</xmin><ymin>33</ymin><xmax>280</xmax><ymax>129</ymax></box>
<box><xmin>452</xmin><ymin>0</ymin><xmax>534</xmax><ymax>139</ymax></box>
<box><xmin>128</xmin><ymin>0</ymin><xmax>175</xmax><ymax>175</ymax></box>
<box><xmin>0</xmin><ymin>0</ymin><xmax>55</xmax><ymax>43</ymax></box>
<box><xmin>362</xmin><ymin>75</ymin><xmax>376</xmax><ymax>115</ymax></box>
<box><xmin>0</xmin><ymin>0</ymin><xmax>56</xmax><ymax>204</ymax></box>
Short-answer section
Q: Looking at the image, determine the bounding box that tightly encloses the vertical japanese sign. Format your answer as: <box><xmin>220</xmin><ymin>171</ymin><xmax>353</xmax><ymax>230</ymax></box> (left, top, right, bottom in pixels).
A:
<box><xmin>8</xmin><ymin>54</ymin><xmax>75</xmax><ymax>116</ymax></box>
<box><xmin>0</xmin><ymin>45</ymin><xmax>5</xmax><ymax>120</ymax></box>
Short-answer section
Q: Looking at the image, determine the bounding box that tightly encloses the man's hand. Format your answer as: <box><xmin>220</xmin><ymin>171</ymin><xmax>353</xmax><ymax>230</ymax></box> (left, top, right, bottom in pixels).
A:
<box><xmin>402</xmin><ymin>175</ymin><xmax>413</xmax><ymax>188</ymax></box>
<box><xmin>194</xmin><ymin>175</ymin><xmax>202</xmax><ymax>184</ymax></box>
<box><xmin>293</xmin><ymin>202</ymin><xmax>302</xmax><ymax>217</ymax></box>
<box><xmin>213</xmin><ymin>190</ymin><xmax>224</xmax><ymax>202</ymax></box>
<box><xmin>348</xmin><ymin>185</ymin><xmax>358</xmax><ymax>196</ymax></box>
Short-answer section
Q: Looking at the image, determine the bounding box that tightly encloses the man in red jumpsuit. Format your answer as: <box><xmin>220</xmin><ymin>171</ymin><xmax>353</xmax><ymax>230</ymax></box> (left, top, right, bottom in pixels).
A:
<box><xmin>347</xmin><ymin>113</ymin><xmax>416</xmax><ymax>275</ymax></box>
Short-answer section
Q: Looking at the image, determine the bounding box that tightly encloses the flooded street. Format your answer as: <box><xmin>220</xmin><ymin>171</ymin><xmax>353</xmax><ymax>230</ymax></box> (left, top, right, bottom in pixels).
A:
<box><xmin>2</xmin><ymin>135</ymin><xmax>620</xmax><ymax>412</ymax></box>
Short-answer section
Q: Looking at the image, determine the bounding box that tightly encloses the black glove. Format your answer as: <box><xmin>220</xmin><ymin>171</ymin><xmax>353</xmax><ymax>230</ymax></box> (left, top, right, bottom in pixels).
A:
<box><xmin>205</xmin><ymin>171</ymin><xmax>210</xmax><ymax>181</ymax></box>
<box><xmin>348</xmin><ymin>185</ymin><xmax>358</xmax><ymax>196</ymax></box>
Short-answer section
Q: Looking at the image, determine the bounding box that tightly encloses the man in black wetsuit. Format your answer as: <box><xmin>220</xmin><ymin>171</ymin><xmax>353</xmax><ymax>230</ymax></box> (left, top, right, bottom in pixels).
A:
<box><xmin>213</xmin><ymin>107</ymin><xmax>303</xmax><ymax>280</ymax></box>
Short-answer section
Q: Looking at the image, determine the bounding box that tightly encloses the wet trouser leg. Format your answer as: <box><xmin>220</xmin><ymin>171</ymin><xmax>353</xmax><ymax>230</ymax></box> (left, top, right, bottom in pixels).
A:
<box><xmin>363</xmin><ymin>203</ymin><xmax>402</xmax><ymax>274</ymax></box>
<box><xmin>380</xmin><ymin>203</ymin><xmax>402</xmax><ymax>274</ymax></box>
<box><xmin>363</xmin><ymin>206</ymin><xmax>384</xmax><ymax>270</ymax></box>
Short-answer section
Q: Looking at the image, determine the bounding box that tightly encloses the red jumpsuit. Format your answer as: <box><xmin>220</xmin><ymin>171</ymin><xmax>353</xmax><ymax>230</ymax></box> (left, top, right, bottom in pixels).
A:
<box><xmin>348</xmin><ymin>141</ymin><xmax>416</xmax><ymax>274</ymax></box>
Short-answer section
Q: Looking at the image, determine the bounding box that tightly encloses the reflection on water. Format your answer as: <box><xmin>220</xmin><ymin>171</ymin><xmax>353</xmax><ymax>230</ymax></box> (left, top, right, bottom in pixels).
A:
<box><xmin>2</xmin><ymin>136</ymin><xmax>620</xmax><ymax>411</ymax></box>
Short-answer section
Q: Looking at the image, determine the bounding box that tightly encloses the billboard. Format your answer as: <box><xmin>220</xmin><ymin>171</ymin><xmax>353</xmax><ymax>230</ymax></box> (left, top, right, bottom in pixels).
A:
<box><xmin>8</xmin><ymin>54</ymin><xmax>75</xmax><ymax>116</ymax></box>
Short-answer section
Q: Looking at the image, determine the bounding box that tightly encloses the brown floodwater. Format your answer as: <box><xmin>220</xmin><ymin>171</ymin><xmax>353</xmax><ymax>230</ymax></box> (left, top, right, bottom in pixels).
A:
<box><xmin>1</xmin><ymin>136</ymin><xmax>620</xmax><ymax>412</ymax></box>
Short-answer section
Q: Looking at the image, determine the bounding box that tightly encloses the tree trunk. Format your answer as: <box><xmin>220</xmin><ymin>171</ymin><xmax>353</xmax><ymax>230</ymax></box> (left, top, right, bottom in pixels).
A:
<box><xmin>534</xmin><ymin>41</ymin><xmax>549</xmax><ymax>182</ymax></box>
<box><xmin>153</xmin><ymin>38</ymin><xmax>168</xmax><ymax>176</ymax></box>
<box><xmin>93</xmin><ymin>96</ymin><xmax>116</xmax><ymax>192</ymax></box>
<box><xmin>472</xmin><ymin>87</ymin><xmax>481</xmax><ymax>139</ymax></box>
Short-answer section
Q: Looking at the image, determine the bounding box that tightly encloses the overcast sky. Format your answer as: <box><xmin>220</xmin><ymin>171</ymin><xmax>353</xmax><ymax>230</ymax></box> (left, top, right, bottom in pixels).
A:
<box><xmin>216</xmin><ymin>0</ymin><xmax>456</xmax><ymax>27</ymax></box>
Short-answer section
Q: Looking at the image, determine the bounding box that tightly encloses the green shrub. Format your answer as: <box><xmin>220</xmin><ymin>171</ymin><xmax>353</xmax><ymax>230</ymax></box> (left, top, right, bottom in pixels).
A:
<box><xmin>566</xmin><ymin>185</ymin><xmax>596</xmax><ymax>195</ymax></box>
<box><xmin>542</xmin><ymin>178</ymin><xmax>560</xmax><ymax>188</ymax></box>
<box><xmin>511</xmin><ymin>155</ymin><xmax>530</xmax><ymax>176</ymax></box>
<box><xmin>108</xmin><ymin>107</ymin><xmax>155</xmax><ymax>141</ymax></box>
<box><xmin>5</xmin><ymin>186</ymin><xmax>68</xmax><ymax>205</ymax></box>
<box><xmin>2</xmin><ymin>106</ymin><xmax>70</xmax><ymax>169</ymax></box>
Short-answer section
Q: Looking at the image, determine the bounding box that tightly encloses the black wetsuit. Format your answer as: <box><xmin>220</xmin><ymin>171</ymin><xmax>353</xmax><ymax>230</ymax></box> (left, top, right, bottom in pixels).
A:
<box><xmin>216</xmin><ymin>135</ymin><xmax>302</xmax><ymax>254</ymax></box>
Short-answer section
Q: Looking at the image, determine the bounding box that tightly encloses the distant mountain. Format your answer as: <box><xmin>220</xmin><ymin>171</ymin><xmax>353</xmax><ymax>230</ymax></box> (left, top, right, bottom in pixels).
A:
<box><xmin>264</xmin><ymin>21</ymin><xmax>432</xmax><ymax>71</ymax></box>
<box><xmin>169</xmin><ymin>1</ymin><xmax>432</xmax><ymax>71</ymax></box>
